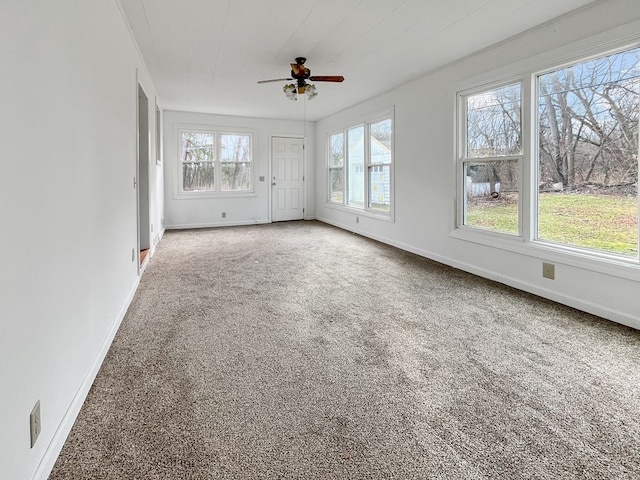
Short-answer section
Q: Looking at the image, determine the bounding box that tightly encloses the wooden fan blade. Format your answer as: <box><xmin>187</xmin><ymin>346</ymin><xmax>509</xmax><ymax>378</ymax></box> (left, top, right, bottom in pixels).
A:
<box><xmin>257</xmin><ymin>78</ymin><xmax>293</xmax><ymax>84</ymax></box>
<box><xmin>309</xmin><ymin>75</ymin><xmax>344</xmax><ymax>82</ymax></box>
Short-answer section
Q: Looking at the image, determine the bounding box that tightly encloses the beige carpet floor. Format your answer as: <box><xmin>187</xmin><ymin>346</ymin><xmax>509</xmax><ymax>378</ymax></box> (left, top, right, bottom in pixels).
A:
<box><xmin>50</xmin><ymin>221</ymin><xmax>640</xmax><ymax>479</ymax></box>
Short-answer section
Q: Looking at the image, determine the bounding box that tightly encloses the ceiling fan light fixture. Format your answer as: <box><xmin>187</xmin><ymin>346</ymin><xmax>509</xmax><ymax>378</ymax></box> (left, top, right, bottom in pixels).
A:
<box><xmin>263</xmin><ymin>58</ymin><xmax>343</xmax><ymax>101</ymax></box>
<box><xmin>283</xmin><ymin>83</ymin><xmax>297</xmax><ymax>101</ymax></box>
<box><xmin>305</xmin><ymin>83</ymin><xmax>317</xmax><ymax>100</ymax></box>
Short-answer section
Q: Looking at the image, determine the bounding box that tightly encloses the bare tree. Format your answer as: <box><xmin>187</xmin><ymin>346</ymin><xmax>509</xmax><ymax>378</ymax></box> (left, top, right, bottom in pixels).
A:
<box><xmin>538</xmin><ymin>49</ymin><xmax>639</xmax><ymax>193</ymax></box>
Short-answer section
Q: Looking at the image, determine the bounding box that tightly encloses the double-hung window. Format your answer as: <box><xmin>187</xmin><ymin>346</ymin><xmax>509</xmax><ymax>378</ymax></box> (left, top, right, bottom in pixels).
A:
<box><xmin>328</xmin><ymin>112</ymin><xmax>393</xmax><ymax>217</ymax></box>
<box><xmin>329</xmin><ymin>132</ymin><xmax>345</xmax><ymax>203</ymax></box>
<box><xmin>456</xmin><ymin>44</ymin><xmax>639</xmax><ymax>264</ymax></box>
<box><xmin>535</xmin><ymin>48</ymin><xmax>639</xmax><ymax>257</ymax></box>
<box><xmin>459</xmin><ymin>82</ymin><xmax>522</xmax><ymax>235</ymax></box>
<box><xmin>369</xmin><ymin>119</ymin><xmax>393</xmax><ymax>213</ymax></box>
<box><xmin>179</xmin><ymin>129</ymin><xmax>252</xmax><ymax>194</ymax></box>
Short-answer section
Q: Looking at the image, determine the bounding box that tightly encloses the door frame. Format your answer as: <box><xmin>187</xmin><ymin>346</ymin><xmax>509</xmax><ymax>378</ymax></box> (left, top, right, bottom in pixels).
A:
<box><xmin>269</xmin><ymin>134</ymin><xmax>306</xmax><ymax>222</ymax></box>
<box><xmin>136</xmin><ymin>78</ymin><xmax>151</xmax><ymax>273</ymax></box>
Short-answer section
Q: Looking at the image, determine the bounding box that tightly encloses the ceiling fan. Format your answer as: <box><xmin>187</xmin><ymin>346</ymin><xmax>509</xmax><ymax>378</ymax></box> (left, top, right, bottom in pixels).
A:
<box><xmin>258</xmin><ymin>57</ymin><xmax>344</xmax><ymax>101</ymax></box>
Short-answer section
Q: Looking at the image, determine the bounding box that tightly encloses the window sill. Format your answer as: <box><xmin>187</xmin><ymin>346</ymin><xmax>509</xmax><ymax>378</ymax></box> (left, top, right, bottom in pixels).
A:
<box><xmin>449</xmin><ymin>226</ymin><xmax>640</xmax><ymax>282</ymax></box>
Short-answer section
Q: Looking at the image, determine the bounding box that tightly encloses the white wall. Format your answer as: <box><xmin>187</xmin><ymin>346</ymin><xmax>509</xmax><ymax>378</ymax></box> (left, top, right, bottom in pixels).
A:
<box><xmin>0</xmin><ymin>1</ymin><xmax>163</xmax><ymax>479</ymax></box>
<box><xmin>315</xmin><ymin>0</ymin><xmax>640</xmax><ymax>330</ymax></box>
<box><xmin>164</xmin><ymin>110</ymin><xmax>314</xmax><ymax>228</ymax></box>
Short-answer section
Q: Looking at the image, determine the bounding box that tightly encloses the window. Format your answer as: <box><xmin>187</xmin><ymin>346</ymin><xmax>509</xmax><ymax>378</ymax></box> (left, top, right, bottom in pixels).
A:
<box><xmin>220</xmin><ymin>134</ymin><xmax>251</xmax><ymax>191</ymax></box>
<box><xmin>155</xmin><ymin>102</ymin><xmax>161</xmax><ymax>165</ymax></box>
<box><xmin>456</xmin><ymin>44</ymin><xmax>639</xmax><ymax>264</ymax></box>
<box><xmin>329</xmin><ymin>133</ymin><xmax>344</xmax><ymax>203</ymax></box>
<box><xmin>459</xmin><ymin>83</ymin><xmax>522</xmax><ymax>235</ymax></box>
<box><xmin>328</xmin><ymin>112</ymin><xmax>393</xmax><ymax>217</ymax></box>
<box><xmin>179</xmin><ymin>129</ymin><xmax>252</xmax><ymax>194</ymax></box>
<box><xmin>347</xmin><ymin>126</ymin><xmax>364</xmax><ymax>206</ymax></box>
<box><xmin>369</xmin><ymin>119</ymin><xmax>392</xmax><ymax>212</ymax></box>
<box><xmin>182</xmin><ymin>132</ymin><xmax>215</xmax><ymax>192</ymax></box>
<box><xmin>536</xmin><ymin>48</ymin><xmax>639</xmax><ymax>257</ymax></box>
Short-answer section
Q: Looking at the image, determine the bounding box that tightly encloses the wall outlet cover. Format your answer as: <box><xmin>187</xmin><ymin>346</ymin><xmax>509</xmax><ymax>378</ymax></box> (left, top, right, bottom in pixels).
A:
<box><xmin>30</xmin><ymin>400</ymin><xmax>41</xmax><ymax>448</ymax></box>
<box><xmin>543</xmin><ymin>262</ymin><xmax>555</xmax><ymax>280</ymax></box>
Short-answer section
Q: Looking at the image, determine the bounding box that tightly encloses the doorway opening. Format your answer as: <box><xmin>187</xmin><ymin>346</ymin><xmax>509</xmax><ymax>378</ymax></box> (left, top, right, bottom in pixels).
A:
<box><xmin>137</xmin><ymin>84</ymin><xmax>151</xmax><ymax>269</ymax></box>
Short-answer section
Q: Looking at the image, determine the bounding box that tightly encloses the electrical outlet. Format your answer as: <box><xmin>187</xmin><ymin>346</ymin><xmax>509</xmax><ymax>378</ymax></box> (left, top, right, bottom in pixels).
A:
<box><xmin>222</xmin><ymin>212</ymin><xmax>227</xmax><ymax>218</ymax></box>
<box><xmin>30</xmin><ymin>400</ymin><xmax>41</xmax><ymax>448</ymax></box>
<box><xmin>542</xmin><ymin>262</ymin><xmax>555</xmax><ymax>279</ymax></box>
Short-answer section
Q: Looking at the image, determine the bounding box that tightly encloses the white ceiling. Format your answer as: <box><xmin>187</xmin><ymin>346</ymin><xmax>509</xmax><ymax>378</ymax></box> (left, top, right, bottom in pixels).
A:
<box><xmin>118</xmin><ymin>0</ymin><xmax>598</xmax><ymax>121</ymax></box>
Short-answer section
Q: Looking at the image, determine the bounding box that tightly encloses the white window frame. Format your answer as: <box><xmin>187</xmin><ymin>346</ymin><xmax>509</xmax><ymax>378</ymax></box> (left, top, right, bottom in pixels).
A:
<box><xmin>451</xmin><ymin>36</ymin><xmax>640</xmax><ymax>281</ymax></box>
<box><xmin>155</xmin><ymin>100</ymin><xmax>162</xmax><ymax>166</ymax></box>
<box><xmin>175</xmin><ymin>125</ymin><xmax>255</xmax><ymax>199</ymax></box>
<box><xmin>328</xmin><ymin>131</ymin><xmax>345</xmax><ymax>205</ymax></box>
<box><xmin>326</xmin><ymin>108</ymin><xmax>395</xmax><ymax>221</ymax></box>
<box><xmin>532</xmin><ymin>46</ymin><xmax>640</xmax><ymax>257</ymax></box>
<box><xmin>456</xmin><ymin>81</ymin><xmax>525</xmax><ymax>237</ymax></box>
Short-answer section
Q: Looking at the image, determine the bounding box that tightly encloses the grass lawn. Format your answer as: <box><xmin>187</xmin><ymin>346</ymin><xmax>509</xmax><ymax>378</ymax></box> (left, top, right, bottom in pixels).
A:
<box><xmin>466</xmin><ymin>193</ymin><xmax>638</xmax><ymax>256</ymax></box>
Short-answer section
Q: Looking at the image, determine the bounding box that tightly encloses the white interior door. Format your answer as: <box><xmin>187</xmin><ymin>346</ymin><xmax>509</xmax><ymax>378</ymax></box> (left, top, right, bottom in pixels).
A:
<box><xmin>271</xmin><ymin>136</ymin><xmax>304</xmax><ymax>222</ymax></box>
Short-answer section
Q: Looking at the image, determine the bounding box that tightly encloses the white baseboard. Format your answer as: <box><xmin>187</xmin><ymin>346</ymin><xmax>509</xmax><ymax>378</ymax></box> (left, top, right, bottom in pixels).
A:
<box><xmin>165</xmin><ymin>219</ymin><xmax>271</xmax><ymax>229</ymax></box>
<box><xmin>33</xmin><ymin>276</ymin><xmax>141</xmax><ymax>480</ymax></box>
<box><xmin>316</xmin><ymin>216</ymin><xmax>640</xmax><ymax>331</ymax></box>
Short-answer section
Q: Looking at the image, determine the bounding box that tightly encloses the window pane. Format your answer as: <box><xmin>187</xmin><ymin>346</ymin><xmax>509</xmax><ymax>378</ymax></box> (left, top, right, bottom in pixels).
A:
<box><xmin>330</xmin><ymin>133</ymin><xmax>344</xmax><ymax>167</ymax></box>
<box><xmin>348</xmin><ymin>126</ymin><xmax>364</xmax><ymax>206</ymax></box>
<box><xmin>370</xmin><ymin>119</ymin><xmax>392</xmax><ymax>164</ymax></box>
<box><xmin>369</xmin><ymin>165</ymin><xmax>391</xmax><ymax>212</ymax></box>
<box><xmin>220</xmin><ymin>134</ymin><xmax>250</xmax><ymax>162</ymax></box>
<box><xmin>182</xmin><ymin>132</ymin><xmax>214</xmax><ymax>191</ymax></box>
<box><xmin>464</xmin><ymin>160</ymin><xmax>519</xmax><ymax>234</ymax></box>
<box><xmin>183</xmin><ymin>162</ymin><xmax>215</xmax><ymax>192</ymax></box>
<box><xmin>182</xmin><ymin>132</ymin><xmax>214</xmax><ymax>163</ymax></box>
<box><xmin>329</xmin><ymin>168</ymin><xmax>344</xmax><ymax>203</ymax></box>
<box><xmin>348</xmin><ymin>162</ymin><xmax>364</xmax><ymax>206</ymax></box>
<box><xmin>537</xmin><ymin>47</ymin><xmax>639</xmax><ymax>257</ymax></box>
<box><xmin>219</xmin><ymin>134</ymin><xmax>251</xmax><ymax>191</ymax></box>
<box><xmin>466</xmin><ymin>83</ymin><xmax>521</xmax><ymax>158</ymax></box>
<box><xmin>221</xmin><ymin>162</ymin><xmax>251</xmax><ymax>191</ymax></box>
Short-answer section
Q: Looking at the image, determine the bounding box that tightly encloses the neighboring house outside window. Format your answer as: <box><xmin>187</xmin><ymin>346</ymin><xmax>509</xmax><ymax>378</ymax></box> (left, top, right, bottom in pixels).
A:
<box><xmin>328</xmin><ymin>111</ymin><xmax>394</xmax><ymax>218</ymax></box>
